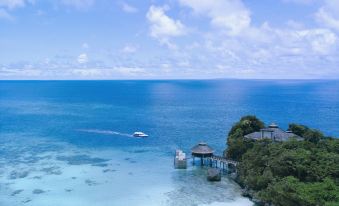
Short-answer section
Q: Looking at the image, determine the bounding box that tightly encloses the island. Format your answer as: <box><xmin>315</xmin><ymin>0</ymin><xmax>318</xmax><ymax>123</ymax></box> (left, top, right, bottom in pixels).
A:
<box><xmin>224</xmin><ymin>116</ymin><xmax>339</xmax><ymax>206</ymax></box>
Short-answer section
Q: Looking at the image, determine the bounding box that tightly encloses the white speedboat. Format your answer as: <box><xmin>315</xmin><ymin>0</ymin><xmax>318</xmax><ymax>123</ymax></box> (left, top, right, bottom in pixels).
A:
<box><xmin>133</xmin><ymin>132</ymin><xmax>148</xmax><ymax>138</ymax></box>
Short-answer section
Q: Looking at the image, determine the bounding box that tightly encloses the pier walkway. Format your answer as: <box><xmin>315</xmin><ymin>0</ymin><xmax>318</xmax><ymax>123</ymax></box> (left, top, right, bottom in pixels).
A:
<box><xmin>205</xmin><ymin>155</ymin><xmax>237</xmax><ymax>171</ymax></box>
<box><xmin>190</xmin><ymin>142</ymin><xmax>238</xmax><ymax>172</ymax></box>
<box><xmin>192</xmin><ymin>154</ymin><xmax>238</xmax><ymax>171</ymax></box>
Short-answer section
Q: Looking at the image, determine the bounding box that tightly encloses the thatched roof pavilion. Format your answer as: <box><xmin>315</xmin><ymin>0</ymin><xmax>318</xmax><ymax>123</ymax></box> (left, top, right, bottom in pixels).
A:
<box><xmin>191</xmin><ymin>142</ymin><xmax>214</xmax><ymax>157</ymax></box>
<box><xmin>191</xmin><ymin>142</ymin><xmax>214</xmax><ymax>166</ymax></box>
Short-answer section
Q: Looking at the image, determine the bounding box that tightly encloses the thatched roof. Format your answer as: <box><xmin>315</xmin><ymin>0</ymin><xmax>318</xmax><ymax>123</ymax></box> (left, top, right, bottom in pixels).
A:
<box><xmin>191</xmin><ymin>142</ymin><xmax>214</xmax><ymax>156</ymax></box>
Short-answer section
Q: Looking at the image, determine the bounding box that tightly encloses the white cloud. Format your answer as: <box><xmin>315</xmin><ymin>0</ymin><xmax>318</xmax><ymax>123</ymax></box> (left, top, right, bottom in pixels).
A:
<box><xmin>35</xmin><ymin>9</ymin><xmax>45</xmax><ymax>16</ymax></box>
<box><xmin>114</xmin><ymin>67</ymin><xmax>146</xmax><ymax>76</ymax></box>
<box><xmin>146</xmin><ymin>5</ymin><xmax>186</xmax><ymax>40</ymax></box>
<box><xmin>316</xmin><ymin>0</ymin><xmax>339</xmax><ymax>31</ymax></box>
<box><xmin>0</xmin><ymin>0</ymin><xmax>26</xmax><ymax>9</ymax></box>
<box><xmin>176</xmin><ymin>0</ymin><xmax>337</xmax><ymax>66</ymax></box>
<box><xmin>122</xmin><ymin>45</ymin><xmax>137</xmax><ymax>53</ymax></box>
<box><xmin>72</xmin><ymin>68</ymin><xmax>102</xmax><ymax>76</ymax></box>
<box><xmin>61</xmin><ymin>0</ymin><xmax>94</xmax><ymax>10</ymax></box>
<box><xmin>0</xmin><ymin>8</ymin><xmax>13</xmax><ymax>20</ymax></box>
<box><xmin>0</xmin><ymin>0</ymin><xmax>94</xmax><ymax>10</ymax></box>
<box><xmin>286</xmin><ymin>20</ymin><xmax>305</xmax><ymax>29</ymax></box>
<box><xmin>179</xmin><ymin>0</ymin><xmax>251</xmax><ymax>35</ymax></box>
<box><xmin>299</xmin><ymin>29</ymin><xmax>337</xmax><ymax>54</ymax></box>
<box><xmin>77</xmin><ymin>53</ymin><xmax>88</xmax><ymax>64</ymax></box>
<box><xmin>69</xmin><ymin>67</ymin><xmax>147</xmax><ymax>78</ymax></box>
<box><xmin>121</xmin><ymin>2</ymin><xmax>137</xmax><ymax>13</ymax></box>
<box><xmin>179</xmin><ymin>20</ymin><xmax>339</xmax><ymax>78</ymax></box>
<box><xmin>2</xmin><ymin>0</ymin><xmax>339</xmax><ymax>79</ymax></box>
<box><xmin>82</xmin><ymin>42</ymin><xmax>89</xmax><ymax>49</ymax></box>
<box><xmin>177</xmin><ymin>60</ymin><xmax>190</xmax><ymax>67</ymax></box>
<box><xmin>282</xmin><ymin>0</ymin><xmax>315</xmax><ymax>4</ymax></box>
<box><xmin>0</xmin><ymin>65</ymin><xmax>41</xmax><ymax>77</ymax></box>
<box><xmin>261</xmin><ymin>25</ymin><xmax>337</xmax><ymax>55</ymax></box>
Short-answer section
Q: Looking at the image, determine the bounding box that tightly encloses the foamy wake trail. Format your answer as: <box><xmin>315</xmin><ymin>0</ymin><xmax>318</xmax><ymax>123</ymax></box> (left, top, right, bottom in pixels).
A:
<box><xmin>76</xmin><ymin>129</ymin><xmax>132</xmax><ymax>137</ymax></box>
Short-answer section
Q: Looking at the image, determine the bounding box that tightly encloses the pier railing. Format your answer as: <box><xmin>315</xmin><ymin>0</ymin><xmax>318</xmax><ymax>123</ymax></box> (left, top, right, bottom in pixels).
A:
<box><xmin>203</xmin><ymin>155</ymin><xmax>238</xmax><ymax>171</ymax></box>
<box><xmin>208</xmin><ymin>155</ymin><xmax>238</xmax><ymax>165</ymax></box>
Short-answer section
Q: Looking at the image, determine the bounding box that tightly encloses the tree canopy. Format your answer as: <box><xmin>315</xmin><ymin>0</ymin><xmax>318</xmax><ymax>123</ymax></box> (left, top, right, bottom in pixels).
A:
<box><xmin>225</xmin><ymin>115</ymin><xmax>264</xmax><ymax>161</ymax></box>
<box><xmin>225</xmin><ymin>116</ymin><xmax>339</xmax><ymax>206</ymax></box>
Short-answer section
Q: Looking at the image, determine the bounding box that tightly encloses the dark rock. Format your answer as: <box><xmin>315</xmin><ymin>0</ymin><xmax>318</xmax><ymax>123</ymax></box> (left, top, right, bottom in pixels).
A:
<box><xmin>33</xmin><ymin>176</ymin><xmax>42</xmax><ymax>179</ymax></box>
<box><xmin>11</xmin><ymin>189</ymin><xmax>24</xmax><ymax>196</ymax></box>
<box><xmin>85</xmin><ymin>179</ymin><xmax>97</xmax><ymax>186</ymax></box>
<box><xmin>32</xmin><ymin>189</ymin><xmax>45</xmax><ymax>194</ymax></box>
<box><xmin>133</xmin><ymin>149</ymin><xmax>147</xmax><ymax>153</ymax></box>
<box><xmin>9</xmin><ymin>171</ymin><xmax>29</xmax><ymax>179</ymax></box>
<box><xmin>207</xmin><ymin>168</ymin><xmax>221</xmax><ymax>181</ymax></box>
<box><xmin>103</xmin><ymin>169</ymin><xmax>116</xmax><ymax>173</ymax></box>
<box><xmin>56</xmin><ymin>155</ymin><xmax>108</xmax><ymax>165</ymax></box>
<box><xmin>92</xmin><ymin>163</ymin><xmax>108</xmax><ymax>167</ymax></box>
<box><xmin>41</xmin><ymin>166</ymin><xmax>62</xmax><ymax>175</ymax></box>
<box><xmin>22</xmin><ymin>199</ymin><xmax>32</xmax><ymax>203</ymax></box>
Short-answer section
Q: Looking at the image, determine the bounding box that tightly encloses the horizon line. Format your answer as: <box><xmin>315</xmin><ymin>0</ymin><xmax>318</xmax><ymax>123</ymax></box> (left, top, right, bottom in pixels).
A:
<box><xmin>0</xmin><ymin>78</ymin><xmax>339</xmax><ymax>81</ymax></box>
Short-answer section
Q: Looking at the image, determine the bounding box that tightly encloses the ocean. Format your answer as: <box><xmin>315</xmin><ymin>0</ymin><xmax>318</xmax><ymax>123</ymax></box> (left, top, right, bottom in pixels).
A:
<box><xmin>1</xmin><ymin>80</ymin><xmax>338</xmax><ymax>206</ymax></box>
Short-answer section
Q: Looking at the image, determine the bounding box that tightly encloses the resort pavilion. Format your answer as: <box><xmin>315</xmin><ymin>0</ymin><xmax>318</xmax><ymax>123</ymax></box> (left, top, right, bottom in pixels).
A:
<box><xmin>191</xmin><ymin>142</ymin><xmax>214</xmax><ymax>166</ymax></box>
<box><xmin>244</xmin><ymin>123</ymin><xmax>302</xmax><ymax>142</ymax></box>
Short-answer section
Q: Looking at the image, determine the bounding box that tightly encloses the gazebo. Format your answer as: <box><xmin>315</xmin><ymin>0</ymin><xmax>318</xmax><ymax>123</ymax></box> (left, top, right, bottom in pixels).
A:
<box><xmin>191</xmin><ymin>142</ymin><xmax>214</xmax><ymax>166</ymax></box>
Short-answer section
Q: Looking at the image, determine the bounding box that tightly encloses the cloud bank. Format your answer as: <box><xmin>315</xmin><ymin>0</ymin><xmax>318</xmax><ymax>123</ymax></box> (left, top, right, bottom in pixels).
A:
<box><xmin>1</xmin><ymin>0</ymin><xmax>339</xmax><ymax>79</ymax></box>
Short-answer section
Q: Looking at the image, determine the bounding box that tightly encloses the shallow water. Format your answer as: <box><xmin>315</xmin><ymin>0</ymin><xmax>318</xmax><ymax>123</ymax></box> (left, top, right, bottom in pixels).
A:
<box><xmin>1</xmin><ymin>80</ymin><xmax>339</xmax><ymax>205</ymax></box>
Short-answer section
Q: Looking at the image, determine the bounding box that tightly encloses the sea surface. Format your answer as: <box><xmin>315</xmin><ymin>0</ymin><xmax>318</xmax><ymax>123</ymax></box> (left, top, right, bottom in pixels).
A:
<box><xmin>1</xmin><ymin>80</ymin><xmax>339</xmax><ymax>206</ymax></box>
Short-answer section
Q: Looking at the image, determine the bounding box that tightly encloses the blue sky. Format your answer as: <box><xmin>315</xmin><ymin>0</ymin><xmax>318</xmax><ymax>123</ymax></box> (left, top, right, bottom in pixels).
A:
<box><xmin>0</xmin><ymin>0</ymin><xmax>339</xmax><ymax>79</ymax></box>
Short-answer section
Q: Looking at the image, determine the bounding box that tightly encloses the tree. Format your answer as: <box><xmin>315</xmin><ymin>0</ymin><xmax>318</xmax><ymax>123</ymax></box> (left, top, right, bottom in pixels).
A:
<box><xmin>225</xmin><ymin>115</ymin><xmax>264</xmax><ymax>161</ymax></box>
<box><xmin>288</xmin><ymin>124</ymin><xmax>309</xmax><ymax>137</ymax></box>
<box><xmin>303</xmin><ymin>129</ymin><xmax>324</xmax><ymax>144</ymax></box>
<box><xmin>228</xmin><ymin>115</ymin><xmax>265</xmax><ymax>137</ymax></box>
<box><xmin>226</xmin><ymin>116</ymin><xmax>339</xmax><ymax>206</ymax></box>
<box><xmin>289</xmin><ymin>123</ymin><xmax>325</xmax><ymax>143</ymax></box>
<box><xmin>261</xmin><ymin>177</ymin><xmax>339</xmax><ymax>206</ymax></box>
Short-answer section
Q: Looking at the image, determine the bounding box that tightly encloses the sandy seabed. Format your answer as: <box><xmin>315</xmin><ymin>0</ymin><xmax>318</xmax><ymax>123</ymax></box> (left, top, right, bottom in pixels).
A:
<box><xmin>0</xmin><ymin>133</ymin><xmax>253</xmax><ymax>206</ymax></box>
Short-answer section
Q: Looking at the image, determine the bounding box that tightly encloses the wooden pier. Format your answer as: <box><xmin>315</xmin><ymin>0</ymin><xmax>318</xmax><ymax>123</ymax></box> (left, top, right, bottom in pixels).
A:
<box><xmin>190</xmin><ymin>142</ymin><xmax>238</xmax><ymax>172</ymax></box>
<box><xmin>205</xmin><ymin>155</ymin><xmax>237</xmax><ymax>171</ymax></box>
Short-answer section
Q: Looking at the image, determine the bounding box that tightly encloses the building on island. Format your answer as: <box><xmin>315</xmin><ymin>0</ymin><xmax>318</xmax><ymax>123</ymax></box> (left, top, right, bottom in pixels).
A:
<box><xmin>244</xmin><ymin>123</ymin><xmax>301</xmax><ymax>142</ymax></box>
<box><xmin>191</xmin><ymin>142</ymin><xmax>214</xmax><ymax>166</ymax></box>
<box><xmin>174</xmin><ymin>149</ymin><xmax>187</xmax><ymax>169</ymax></box>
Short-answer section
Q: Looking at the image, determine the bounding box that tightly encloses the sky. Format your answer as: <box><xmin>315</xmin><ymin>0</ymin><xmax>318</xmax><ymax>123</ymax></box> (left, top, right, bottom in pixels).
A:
<box><xmin>0</xmin><ymin>0</ymin><xmax>339</xmax><ymax>79</ymax></box>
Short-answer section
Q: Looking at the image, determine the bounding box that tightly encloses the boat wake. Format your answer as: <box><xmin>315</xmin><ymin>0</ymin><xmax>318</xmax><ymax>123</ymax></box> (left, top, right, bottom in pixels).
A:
<box><xmin>76</xmin><ymin>129</ymin><xmax>133</xmax><ymax>137</ymax></box>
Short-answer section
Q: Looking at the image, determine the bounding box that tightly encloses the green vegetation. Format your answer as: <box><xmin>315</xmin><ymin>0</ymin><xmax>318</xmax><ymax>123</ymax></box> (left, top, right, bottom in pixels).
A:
<box><xmin>225</xmin><ymin>116</ymin><xmax>339</xmax><ymax>206</ymax></box>
<box><xmin>225</xmin><ymin>115</ymin><xmax>265</xmax><ymax>161</ymax></box>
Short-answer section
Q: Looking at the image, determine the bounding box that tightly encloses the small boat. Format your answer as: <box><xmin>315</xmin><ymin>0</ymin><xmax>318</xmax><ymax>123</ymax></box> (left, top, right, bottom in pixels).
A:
<box><xmin>133</xmin><ymin>132</ymin><xmax>148</xmax><ymax>138</ymax></box>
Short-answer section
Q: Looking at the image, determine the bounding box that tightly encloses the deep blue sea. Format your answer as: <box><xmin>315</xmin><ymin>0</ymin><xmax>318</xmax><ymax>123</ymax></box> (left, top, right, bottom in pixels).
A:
<box><xmin>1</xmin><ymin>80</ymin><xmax>339</xmax><ymax>206</ymax></box>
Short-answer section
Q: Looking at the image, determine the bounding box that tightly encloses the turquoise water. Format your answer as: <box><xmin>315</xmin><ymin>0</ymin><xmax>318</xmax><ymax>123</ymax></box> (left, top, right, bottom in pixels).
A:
<box><xmin>1</xmin><ymin>80</ymin><xmax>339</xmax><ymax>205</ymax></box>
